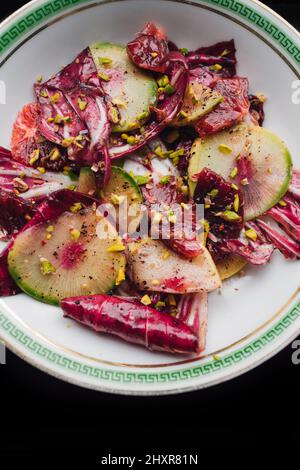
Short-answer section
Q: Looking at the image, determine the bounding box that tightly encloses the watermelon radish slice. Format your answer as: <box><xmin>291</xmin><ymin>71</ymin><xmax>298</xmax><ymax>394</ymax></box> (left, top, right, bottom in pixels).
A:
<box><xmin>8</xmin><ymin>190</ymin><xmax>126</xmax><ymax>305</ymax></box>
<box><xmin>189</xmin><ymin>125</ymin><xmax>292</xmax><ymax>220</ymax></box>
<box><xmin>127</xmin><ymin>239</ymin><xmax>221</xmax><ymax>294</ymax></box>
<box><xmin>90</xmin><ymin>42</ymin><xmax>157</xmax><ymax>133</ymax></box>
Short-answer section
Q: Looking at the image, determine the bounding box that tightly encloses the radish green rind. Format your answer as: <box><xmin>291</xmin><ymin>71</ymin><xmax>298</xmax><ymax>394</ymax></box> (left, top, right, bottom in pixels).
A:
<box><xmin>8</xmin><ymin>208</ymin><xmax>126</xmax><ymax>305</ymax></box>
<box><xmin>188</xmin><ymin>125</ymin><xmax>292</xmax><ymax>220</ymax></box>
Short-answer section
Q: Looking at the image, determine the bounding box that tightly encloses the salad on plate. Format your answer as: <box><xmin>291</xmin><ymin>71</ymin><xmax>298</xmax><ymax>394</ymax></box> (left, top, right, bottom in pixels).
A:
<box><xmin>0</xmin><ymin>23</ymin><xmax>299</xmax><ymax>355</ymax></box>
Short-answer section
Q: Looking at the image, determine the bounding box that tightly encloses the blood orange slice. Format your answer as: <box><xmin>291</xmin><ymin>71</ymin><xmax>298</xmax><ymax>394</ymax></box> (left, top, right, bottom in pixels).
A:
<box><xmin>11</xmin><ymin>103</ymin><xmax>41</xmax><ymax>165</ymax></box>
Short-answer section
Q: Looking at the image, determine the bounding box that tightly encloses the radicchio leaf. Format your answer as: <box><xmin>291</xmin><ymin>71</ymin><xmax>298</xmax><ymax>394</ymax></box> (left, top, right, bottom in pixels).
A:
<box><xmin>35</xmin><ymin>48</ymin><xmax>112</xmax><ymax>181</ymax></box>
<box><xmin>0</xmin><ymin>245</ymin><xmax>20</xmax><ymax>296</ymax></box>
<box><xmin>127</xmin><ymin>23</ymin><xmax>169</xmax><ymax>72</ymax></box>
<box><xmin>109</xmin><ymin>30</ymin><xmax>189</xmax><ymax>159</ymax></box>
<box><xmin>61</xmin><ymin>294</ymin><xmax>200</xmax><ymax>354</ymax></box>
<box><xmin>248</xmin><ymin>94</ymin><xmax>265</xmax><ymax>126</ymax></box>
<box><xmin>289</xmin><ymin>169</ymin><xmax>300</xmax><ymax>202</ymax></box>
<box><xmin>187</xmin><ymin>40</ymin><xmax>237</xmax><ymax>78</ymax></box>
<box><xmin>193</xmin><ymin>168</ymin><xmax>244</xmax><ymax>239</ymax></box>
<box><xmin>0</xmin><ymin>189</ymin><xmax>35</xmax><ymax>241</ymax></box>
<box><xmin>0</xmin><ymin>151</ymin><xmax>77</xmax><ymax>201</ymax></box>
<box><xmin>177</xmin><ymin>291</ymin><xmax>208</xmax><ymax>353</ymax></box>
<box><xmin>207</xmin><ymin>221</ymin><xmax>274</xmax><ymax>265</ymax></box>
<box><xmin>256</xmin><ymin>218</ymin><xmax>300</xmax><ymax>259</ymax></box>
<box><xmin>267</xmin><ymin>196</ymin><xmax>300</xmax><ymax>242</ymax></box>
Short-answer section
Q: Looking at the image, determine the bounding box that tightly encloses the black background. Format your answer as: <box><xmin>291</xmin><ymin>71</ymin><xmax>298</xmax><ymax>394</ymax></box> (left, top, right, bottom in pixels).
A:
<box><xmin>0</xmin><ymin>0</ymin><xmax>299</xmax><ymax>460</ymax></box>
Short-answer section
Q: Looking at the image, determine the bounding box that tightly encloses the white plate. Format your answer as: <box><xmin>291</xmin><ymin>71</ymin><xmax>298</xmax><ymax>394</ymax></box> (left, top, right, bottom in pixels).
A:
<box><xmin>0</xmin><ymin>0</ymin><xmax>299</xmax><ymax>395</ymax></box>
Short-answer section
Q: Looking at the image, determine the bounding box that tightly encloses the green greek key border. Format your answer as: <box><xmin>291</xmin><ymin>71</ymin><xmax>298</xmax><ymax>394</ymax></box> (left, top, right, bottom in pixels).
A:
<box><xmin>0</xmin><ymin>0</ymin><xmax>299</xmax><ymax>386</ymax></box>
<box><xmin>0</xmin><ymin>300</ymin><xmax>299</xmax><ymax>384</ymax></box>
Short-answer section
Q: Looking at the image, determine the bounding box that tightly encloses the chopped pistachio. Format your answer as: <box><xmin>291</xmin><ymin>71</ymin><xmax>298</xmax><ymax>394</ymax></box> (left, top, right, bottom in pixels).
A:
<box><xmin>41</xmin><ymin>90</ymin><xmax>48</xmax><ymax>98</ymax></box>
<box><xmin>257</xmin><ymin>93</ymin><xmax>267</xmax><ymax>103</ymax></box>
<box><xmin>107</xmin><ymin>244</ymin><xmax>126</xmax><ymax>253</ymax></box>
<box><xmin>50</xmin><ymin>148</ymin><xmax>61</xmax><ymax>161</ymax></box>
<box><xmin>70</xmin><ymin>202</ymin><xmax>82</xmax><ymax>213</ymax></box>
<box><xmin>231</xmin><ymin>183</ymin><xmax>239</xmax><ymax>190</ymax></box>
<box><xmin>220</xmin><ymin>49</ymin><xmax>230</xmax><ymax>56</ymax></box>
<box><xmin>208</xmin><ymin>188</ymin><xmax>219</xmax><ymax>198</ymax></box>
<box><xmin>110</xmin><ymin>194</ymin><xmax>126</xmax><ymax>205</ymax></box>
<box><xmin>210</xmin><ymin>64</ymin><xmax>222</xmax><ymax>71</ymax></box>
<box><xmin>115</xmin><ymin>267</ymin><xmax>126</xmax><ymax>286</ymax></box>
<box><xmin>13</xmin><ymin>177</ymin><xmax>28</xmax><ymax>192</ymax></box>
<box><xmin>127</xmin><ymin>136</ymin><xmax>139</xmax><ymax>145</ymax></box>
<box><xmin>98</xmin><ymin>56</ymin><xmax>112</xmax><ymax>66</ymax></box>
<box><xmin>29</xmin><ymin>149</ymin><xmax>40</xmax><ymax>166</ymax></box>
<box><xmin>108</xmin><ymin>107</ymin><xmax>120</xmax><ymax>124</ymax></box>
<box><xmin>154</xmin><ymin>301</ymin><xmax>166</xmax><ymax>309</ymax></box>
<box><xmin>77</xmin><ymin>97</ymin><xmax>88</xmax><ymax>111</ymax></box>
<box><xmin>212</xmin><ymin>354</ymin><xmax>222</xmax><ymax>361</ymax></box>
<box><xmin>112</xmin><ymin>98</ymin><xmax>127</xmax><ymax>108</ymax></box>
<box><xmin>36</xmin><ymin>76</ymin><xmax>43</xmax><ymax>83</ymax></box>
<box><xmin>217</xmin><ymin>210</ymin><xmax>241</xmax><ymax>222</ymax></box>
<box><xmin>244</xmin><ymin>228</ymin><xmax>257</xmax><ymax>241</ymax></box>
<box><xmin>46</xmin><ymin>226</ymin><xmax>55</xmax><ymax>233</ymax></box>
<box><xmin>172</xmin><ymin>156</ymin><xmax>179</xmax><ymax>166</ymax></box>
<box><xmin>279</xmin><ymin>200</ymin><xmax>287</xmax><ymax>207</ymax></box>
<box><xmin>62</xmin><ymin>137</ymin><xmax>75</xmax><ymax>148</ymax></box>
<box><xmin>230</xmin><ymin>167</ymin><xmax>238</xmax><ymax>179</ymax></box>
<box><xmin>70</xmin><ymin>229</ymin><xmax>81</xmax><ymax>241</ymax></box>
<box><xmin>164</xmin><ymin>84</ymin><xmax>175</xmax><ymax>95</ymax></box>
<box><xmin>233</xmin><ymin>193</ymin><xmax>239</xmax><ymax>212</ymax></box>
<box><xmin>37</xmin><ymin>167</ymin><xmax>46</xmax><ymax>174</ymax></box>
<box><xmin>160</xmin><ymin>175</ymin><xmax>170</xmax><ymax>185</ymax></box>
<box><xmin>46</xmin><ymin>234</ymin><xmax>52</xmax><ymax>240</ymax></box>
<box><xmin>141</xmin><ymin>294</ymin><xmax>152</xmax><ymax>306</ymax></box>
<box><xmin>168</xmin><ymin>211</ymin><xmax>177</xmax><ymax>224</ymax></box>
<box><xmin>176</xmin><ymin>110</ymin><xmax>188</xmax><ymax>120</ymax></box>
<box><xmin>157</xmin><ymin>75</ymin><xmax>169</xmax><ymax>88</ymax></box>
<box><xmin>40</xmin><ymin>258</ymin><xmax>56</xmax><ymax>276</ymax></box>
<box><xmin>218</xmin><ymin>144</ymin><xmax>232</xmax><ymax>154</ymax></box>
<box><xmin>50</xmin><ymin>92</ymin><xmax>61</xmax><ymax>104</ymax></box>
<box><xmin>169</xmin><ymin>148</ymin><xmax>185</xmax><ymax>159</ymax></box>
<box><xmin>98</xmin><ymin>72</ymin><xmax>110</xmax><ymax>82</ymax></box>
<box><xmin>134</xmin><ymin>175</ymin><xmax>150</xmax><ymax>186</ymax></box>
<box><xmin>121</xmin><ymin>133</ymin><xmax>129</xmax><ymax>141</ymax></box>
<box><xmin>179</xmin><ymin>47</ymin><xmax>189</xmax><ymax>55</ymax></box>
<box><xmin>137</xmin><ymin>111</ymin><xmax>150</xmax><ymax>121</ymax></box>
<box><xmin>204</xmin><ymin>220</ymin><xmax>210</xmax><ymax>233</ymax></box>
<box><xmin>162</xmin><ymin>250</ymin><xmax>170</xmax><ymax>260</ymax></box>
<box><xmin>127</xmin><ymin>121</ymin><xmax>139</xmax><ymax>130</ymax></box>
<box><xmin>180</xmin><ymin>185</ymin><xmax>189</xmax><ymax>196</ymax></box>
